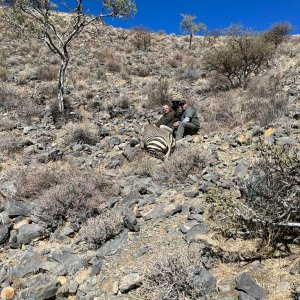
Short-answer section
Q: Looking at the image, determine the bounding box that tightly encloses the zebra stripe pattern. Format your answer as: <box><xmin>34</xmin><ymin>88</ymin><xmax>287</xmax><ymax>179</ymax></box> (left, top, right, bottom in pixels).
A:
<box><xmin>143</xmin><ymin>124</ymin><xmax>176</xmax><ymax>158</ymax></box>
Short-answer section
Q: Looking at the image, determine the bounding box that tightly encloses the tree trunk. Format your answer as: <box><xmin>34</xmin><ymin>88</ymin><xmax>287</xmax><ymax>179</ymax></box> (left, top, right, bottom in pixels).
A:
<box><xmin>189</xmin><ymin>34</ymin><xmax>192</xmax><ymax>50</ymax></box>
<box><xmin>58</xmin><ymin>58</ymin><xmax>68</xmax><ymax>116</ymax></box>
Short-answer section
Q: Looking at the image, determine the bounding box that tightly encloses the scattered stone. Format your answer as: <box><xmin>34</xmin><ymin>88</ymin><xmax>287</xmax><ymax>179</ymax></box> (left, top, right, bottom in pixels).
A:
<box><xmin>187</xmin><ymin>214</ymin><xmax>204</xmax><ymax>222</ymax></box>
<box><xmin>290</xmin><ymin>262</ymin><xmax>300</xmax><ymax>275</ymax></box>
<box><xmin>180</xmin><ymin>220</ymin><xmax>199</xmax><ymax>234</ymax></box>
<box><xmin>0</xmin><ymin>225</ymin><xmax>9</xmax><ymax>244</ymax></box>
<box><xmin>16</xmin><ymin>223</ymin><xmax>45</xmax><ymax>244</ymax></box>
<box><xmin>119</xmin><ymin>273</ymin><xmax>142</xmax><ymax>293</ymax></box>
<box><xmin>9</xmin><ymin>252</ymin><xmax>42</xmax><ymax>278</ymax></box>
<box><xmin>123</xmin><ymin>208</ymin><xmax>140</xmax><ymax>232</ymax></box>
<box><xmin>191</xmin><ymin>267</ymin><xmax>216</xmax><ymax>294</ymax></box>
<box><xmin>51</xmin><ymin>250</ymin><xmax>83</xmax><ymax>276</ymax></box>
<box><xmin>96</xmin><ymin>230</ymin><xmax>128</xmax><ymax>258</ymax></box>
<box><xmin>134</xmin><ymin>246</ymin><xmax>151</xmax><ymax>258</ymax></box>
<box><xmin>185</xmin><ymin>224</ymin><xmax>210</xmax><ymax>242</ymax></box>
<box><xmin>236</xmin><ymin>272</ymin><xmax>266</xmax><ymax>300</ymax></box>
<box><xmin>3</xmin><ymin>199</ymin><xmax>33</xmax><ymax>217</ymax></box>
<box><xmin>183</xmin><ymin>188</ymin><xmax>199</xmax><ymax>198</ymax></box>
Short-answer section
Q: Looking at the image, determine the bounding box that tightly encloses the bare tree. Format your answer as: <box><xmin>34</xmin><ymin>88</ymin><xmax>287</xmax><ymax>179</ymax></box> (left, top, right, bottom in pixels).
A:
<box><xmin>180</xmin><ymin>14</ymin><xmax>206</xmax><ymax>49</ymax></box>
<box><xmin>0</xmin><ymin>0</ymin><xmax>136</xmax><ymax>116</ymax></box>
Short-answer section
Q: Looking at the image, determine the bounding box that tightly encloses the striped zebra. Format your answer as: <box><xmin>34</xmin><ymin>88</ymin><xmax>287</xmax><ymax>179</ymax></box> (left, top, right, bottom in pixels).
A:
<box><xmin>142</xmin><ymin>124</ymin><xmax>176</xmax><ymax>159</ymax></box>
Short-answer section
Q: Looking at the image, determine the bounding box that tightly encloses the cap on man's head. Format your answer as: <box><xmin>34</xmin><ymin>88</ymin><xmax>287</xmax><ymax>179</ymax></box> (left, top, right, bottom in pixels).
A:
<box><xmin>179</xmin><ymin>99</ymin><xmax>187</xmax><ymax>105</ymax></box>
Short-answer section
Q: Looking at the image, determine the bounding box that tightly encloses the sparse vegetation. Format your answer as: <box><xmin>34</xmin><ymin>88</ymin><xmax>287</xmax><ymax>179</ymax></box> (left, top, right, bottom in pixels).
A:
<box><xmin>207</xmin><ymin>144</ymin><xmax>300</xmax><ymax>254</ymax></box>
<box><xmin>131</xmin><ymin>26</ymin><xmax>151</xmax><ymax>50</ymax></box>
<box><xmin>35</xmin><ymin>172</ymin><xmax>114</xmax><ymax>228</ymax></box>
<box><xmin>263</xmin><ymin>22</ymin><xmax>293</xmax><ymax>47</ymax></box>
<box><xmin>158</xmin><ymin>145</ymin><xmax>207</xmax><ymax>184</ymax></box>
<box><xmin>146</xmin><ymin>77</ymin><xmax>170</xmax><ymax>107</ymax></box>
<box><xmin>80</xmin><ymin>211</ymin><xmax>124</xmax><ymax>246</ymax></box>
<box><xmin>203</xmin><ymin>25</ymin><xmax>275</xmax><ymax>88</ymax></box>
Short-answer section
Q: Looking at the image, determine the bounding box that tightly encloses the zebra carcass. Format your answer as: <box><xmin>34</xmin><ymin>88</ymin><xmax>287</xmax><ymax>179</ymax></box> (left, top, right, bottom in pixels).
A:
<box><xmin>142</xmin><ymin>124</ymin><xmax>176</xmax><ymax>159</ymax></box>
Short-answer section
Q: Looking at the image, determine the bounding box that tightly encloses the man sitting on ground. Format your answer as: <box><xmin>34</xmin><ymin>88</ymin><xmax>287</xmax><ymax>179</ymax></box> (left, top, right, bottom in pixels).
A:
<box><xmin>173</xmin><ymin>99</ymin><xmax>200</xmax><ymax>141</ymax></box>
<box><xmin>155</xmin><ymin>104</ymin><xmax>176</xmax><ymax>133</ymax></box>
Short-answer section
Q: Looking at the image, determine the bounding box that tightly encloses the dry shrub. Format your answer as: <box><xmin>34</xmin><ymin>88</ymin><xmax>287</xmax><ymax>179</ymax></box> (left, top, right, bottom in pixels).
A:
<box><xmin>0</xmin><ymin>84</ymin><xmax>19</xmax><ymax>112</ymax></box>
<box><xmin>133</xmin><ymin>152</ymin><xmax>157</xmax><ymax>177</ymax></box>
<box><xmin>242</xmin><ymin>96</ymin><xmax>287</xmax><ymax>127</ymax></box>
<box><xmin>202</xmin><ymin>85</ymin><xmax>288</xmax><ymax>131</ymax></box>
<box><xmin>36</xmin><ymin>82</ymin><xmax>57</xmax><ymax>98</ymax></box>
<box><xmin>35</xmin><ymin>171</ymin><xmax>114</xmax><ymax>228</ymax></box>
<box><xmin>0</xmin><ymin>65</ymin><xmax>6</xmax><ymax>81</ymax></box>
<box><xmin>97</xmin><ymin>47</ymin><xmax>114</xmax><ymax>63</ymax></box>
<box><xmin>0</xmin><ymin>134</ymin><xmax>25</xmax><ymax>153</ymax></box>
<box><xmin>201</xmin><ymin>90</ymin><xmax>239</xmax><ymax>131</ymax></box>
<box><xmin>136</xmin><ymin>64</ymin><xmax>150</xmax><ymax>77</ymax></box>
<box><xmin>145</xmin><ymin>77</ymin><xmax>170</xmax><ymax>108</ymax></box>
<box><xmin>244</xmin><ymin>144</ymin><xmax>300</xmax><ymax>250</ymax></box>
<box><xmin>142</xmin><ymin>250</ymin><xmax>212</xmax><ymax>300</ymax></box>
<box><xmin>246</xmin><ymin>75</ymin><xmax>281</xmax><ymax>99</ymax></box>
<box><xmin>158</xmin><ymin>145</ymin><xmax>206</xmax><ymax>184</ymax></box>
<box><xmin>0</xmin><ymin>116</ymin><xmax>18</xmax><ymax>131</ymax></box>
<box><xmin>167</xmin><ymin>57</ymin><xmax>180</xmax><ymax>68</ymax></box>
<box><xmin>14</xmin><ymin>167</ymin><xmax>60</xmax><ymax>199</ymax></box>
<box><xmin>262</xmin><ymin>22</ymin><xmax>292</xmax><ymax>48</ymax></box>
<box><xmin>64</xmin><ymin>122</ymin><xmax>100</xmax><ymax>145</ymax></box>
<box><xmin>105</xmin><ymin>58</ymin><xmax>121</xmax><ymax>73</ymax></box>
<box><xmin>80</xmin><ymin>211</ymin><xmax>124</xmax><ymax>246</ymax></box>
<box><xmin>208</xmin><ymin>144</ymin><xmax>300</xmax><ymax>254</ymax></box>
<box><xmin>131</xmin><ymin>27</ymin><xmax>151</xmax><ymax>50</ymax></box>
<box><xmin>35</xmin><ymin>65</ymin><xmax>58</xmax><ymax>81</ymax></box>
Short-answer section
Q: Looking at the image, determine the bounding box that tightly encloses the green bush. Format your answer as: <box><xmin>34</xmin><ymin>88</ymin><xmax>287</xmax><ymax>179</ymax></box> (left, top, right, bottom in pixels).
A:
<box><xmin>203</xmin><ymin>25</ymin><xmax>275</xmax><ymax>88</ymax></box>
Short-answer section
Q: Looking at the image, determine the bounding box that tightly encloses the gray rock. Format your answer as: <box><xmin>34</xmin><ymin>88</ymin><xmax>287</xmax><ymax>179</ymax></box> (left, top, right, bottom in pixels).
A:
<box><xmin>217</xmin><ymin>297</ymin><xmax>234</xmax><ymax>300</ymax></box>
<box><xmin>0</xmin><ymin>265</ymin><xmax>8</xmax><ymax>283</ymax></box>
<box><xmin>165</xmin><ymin>204</ymin><xmax>183</xmax><ymax>218</ymax></box>
<box><xmin>0</xmin><ymin>225</ymin><xmax>9</xmax><ymax>244</ymax></box>
<box><xmin>90</xmin><ymin>259</ymin><xmax>103</xmax><ymax>276</ymax></box>
<box><xmin>134</xmin><ymin>246</ymin><xmax>151</xmax><ymax>258</ymax></box>
<box><xmin>290</xmin><ymin>262</ymin><xmax>300</xmax><ymax>275</ymax></box>
<box><xmin>236</xmin><ymin>272</ymin><xmax>266</xmax><ymax>300</ymax></box>
<box><xmin>9</xmin><ymin>252</ymin><xmax>42</xmax><ymax>278</ymax></box>
<box><xmin>73</xmin><ymin>144</ymin><xmax>83</xmax><ymax>151</ymax></box>
<box><xmin>199</xmin><ymin>180</ymin><xmax>215</xmax><ymax>192</ymax></box>
<box><xmin>191</xmin><ymin>267</ymin><xmax>216</xmax><ymax>294</ymax></box>
<box><xmin>185</xmin><ymin>224</ymin><xmax>210</xmax><ymax>242</ymax></box>
<box><xmin>62</xmin><ymin>226</ymin><xmax>74</xmax><ymax>236</ymax></box>
<box><xmin>123</xmin><ymin>208</ymin><xmax>140</xmax><ymax>232</ymax></box>
<box><xmin>202</xmin><ymin>173</ymin><xmax>220</xmax><ymax>183</ymax></box>
<box><xmin>138</xmin><ymin>194</ymin><xmax>156</xmax><ymax>207</ymax></box>
<box><xmin>187</xmin><ymin>214</ymin><xmax>204</xmax><ymax>222</ymax></box>
<box><xmin>119</xmin><ymin>273</ymin><xmax>142</xmax><ymax>293</ymax></box>
<box><xmin>183</xmin><ymin>188</ymin><xmax>199</xmax><ymax>198</ymax></box>
<box><xmin>3</xmin><ymin>199</ymin><xmax>33</xmax><ymax>217</ymax></box>
<box><xmin>68</xmin><ymin>280</ymin><xmax>79</xmax><ymax>294</ymax></box>
<box><xmin>190</xmin><ymin>205</ymin><xmax>205</xmax><ymax>214</ymax></box>
<box><xmin>51</xmin><ymin>250</ymin><xmax>83</xmax><ymax>275</ymax></box>
<box><xmin>276</xmin><ymin>136</ymin><xmax>294</xmax><ymax>146</ymax></box>
<box><xmin>17</xmin><ymin>223</ymin><xmax>45</xmax><ymax>244</ymax></box>
<box><xmin>180</xmin><ymin>220</ymin><xmax>199</xmax><ymax>234</ymax></box>
<box><xmin>239</xmin><ymin>291</ymin><xmax>256</xmax><ymax>300</ymax></box>
<box><xmin>20</xmin><ymin>279</ymin><xmax>60</xmax><ymax>300</ymax></box>
<box><xmin>96</xmin><ymin>230</ymin><xmax>128</xmax><ymax>258</ymax></box>
<box><xmin>143</xmin><ymin>204</ymin><xmax>166</xmax><ymax>221</ymax></box>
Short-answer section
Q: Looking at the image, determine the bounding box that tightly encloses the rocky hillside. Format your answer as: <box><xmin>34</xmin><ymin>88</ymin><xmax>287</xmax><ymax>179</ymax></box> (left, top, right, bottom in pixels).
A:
<box><xmin>0</xmin><ymin>10</ymin><xmax>299</xmax><ymax>300</ymax></box>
